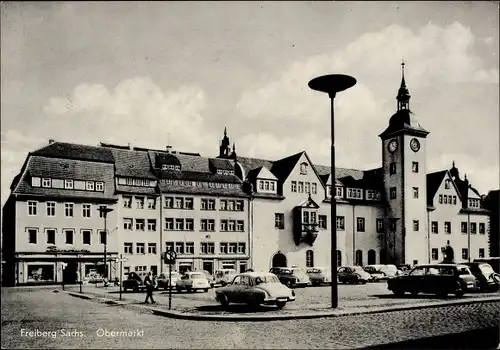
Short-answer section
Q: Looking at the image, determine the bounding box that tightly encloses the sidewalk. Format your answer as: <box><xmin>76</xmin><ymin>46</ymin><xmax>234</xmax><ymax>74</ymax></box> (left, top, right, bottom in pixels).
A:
<box><xmin>64</xmin><ymin>284</ymin><xmax>500</xmax><ymax>321</ymax></box>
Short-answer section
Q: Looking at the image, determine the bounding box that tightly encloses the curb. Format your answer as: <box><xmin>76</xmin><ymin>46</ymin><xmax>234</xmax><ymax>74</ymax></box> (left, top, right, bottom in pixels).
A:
<box><xmin>64</xmin><ymin>291</ymin><xmax>500</xmax><ymax>321</ymax></box>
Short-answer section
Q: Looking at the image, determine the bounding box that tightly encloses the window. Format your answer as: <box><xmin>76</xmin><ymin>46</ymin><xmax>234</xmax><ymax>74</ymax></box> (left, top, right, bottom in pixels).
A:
<box><xmin>306</xmin><ymin>250</ymin><xmax>314</xmax><ymax>267</ymax></box>
<box><xmin>164</xmin><ymin>197</ymin><xmax>173</xmax><ymax>208</ymax></box>
<box><xmin>444</xmin><ymin>195</ymin><xmax>448</xmax><ymax>204</ymax></box>
<box><xmin>355</xmin><ymin>250</ymin><xmax>363</xmax><ymax>266</ymax></box>
<box><xmin>264</xmin><ymin>181</ymin><xmax>270</xmax><ymax>191</ymax></box>
<box><xmin>46</xmin><ymin>202</ymin><xmax>56</xmax><ymax>217</ymax></box>
<box><xmin>220</xmin><ymin>200</ymin><xmax>228</xmax><ymax>210</ymax></box>
<box><xmin>235</xmin><ymin>200</ymin><xmax>243</xmax><ymax>211</ymax></box>
<box><xmin>305</xmin><ymin>182</ymin><xmax>310</xmax><ymax>193</ymax></box>
<box><xmin>147</xmin><ymin>219</ymin><xmax>157</xmax><ymax>231</ymax></box>
<box><xmin>42</xmin><ymin>178</ymin><xmax>51</xmax><ymax>188</ymax></box>
<box><xmin>185</xmin><ymin>242</ymin><xmax>194</xmax><ymax>254</ymax></box>
<box><xmin>347</xmin><ymin>188</ymin><xmax>363</xmax><ymax>199</ymax></box>
<box><xmin>135</xmin><ymin>219</ymin><xmax>145</xmax><ymax>231</ymax></box>
<box><xmin>220</xmin><ymin>219</ymin><xmax>228</xmax><ymax>231</ymax></box>
<box><xmin>174</xmin><ymin>197</ymin><xmax>183</xmax><ymax>209</ymax></box>
<box><xmin>357</xmin><ymin>218</ymin><xmax>365</xmax><ymax>232</ymax></box>
<box><xmin>431</xmin><ymin>248</ymin><xmax>438</xmax><ymax>261</ymax></box>
<box><xmin>319</xmin><ymin>215</ymin><xmax>327</xmax><ymax>229</ymax></box>
<box><xmin>311</xmin><ymin>183</ymin><xmax>317</xmax><ymax>194</ymax></box>
<box><xmin>228</xmin><ymin>243</ymin><xmax>237</xmax><ymax>254</ymax></box>
<box><xmin>237</xmin><ymin>221</ymin><xmax>244</xmax><ymax>232</ymax></box>
<box><xmin>389</xmin><ymin>219</ymin><xmax>397</xmax><ymax>231</ymax></box>
<box><xmin>185</xmin><ymin>218</ymin><xmax>194</xmax><ymax>231</ymax></box>
<box><xmin>28</xmin><ymin>228</ymin><xmax>37</xmax><ymax>244</ymax></box>
<box><xmin>298</xmin><ymin>182</ymin><xmax>303</xmax><ymax>193</ymax></box>
<box><xmin>444</xmin><ymin>222</ymin><xmax>451</xmax><ymax>234</ymax></box>
<box><xmin>165</xmin><ymin>218</ymin><xmax>174</xmax><ymax>230</ymax></box>
<box><xmin>445</xmin><ymin>180</ymin><xmax>451</xmax><ymax>189</ymax></box>
<box><xmin>300</xmin><ymin>162</ymin><xmax>308</xmax><ymax>175</ymax></box>
<box><xmin>46</xmin><ymin>229</ymin><xmax>56</xmax><ymax>244</ymax></box>
<box><xmin>64</xmin><ymin>179</ymin><xmax>73</xmax><ymax>189</ymax></box>
<box><xmin>82</xmin><ymin>204</ymin><xmax>91</xmax><ymax>218</ymax></box>
<box><xmin>65</xmin><ymin>230</ymin><xmax>74</xmax><ymax>244</ymax></box>
<box><xmin>28</xmin><ymin>201</ymin><xmax>37</xmax><ymax>216</ymax></box>
<box><xmin>227</xmin><ymin>201</ymin><xmax>235</xmax><ymax>211</ymax></box>
<box><xmin>228</xmin><ymin>220</ymin><xmax>235</xmax><ymax>231</ymax></box>
<box><xmin>413</xmin><ymin>220</ymin><xmax>419</xmax><ymax>231</ymax></box>
<box><xmin>220</xmin><ymin>243</ymin><xmax>228</xmax><ymax>254</ymax></box>
<box><xmin>147</xmin><ymin>198</ymin><xmax>156</xmax><ymax>210</ymax></box>
<box><xmin>64</xmin><ymin>203</ymin><xmax>74</xmax><ymax>217</ymax></box>
<box><xmin>461</xmin><ymin>222</ymin><xmax>467</xmax><ymax>234</ymax></box>
<box><xmin>165</xmin><ymin>242</ymin><xmax>174</xmax><ymax>252</ymax></box>
<box><xmin>136</xmin><ymin>197</ymin><xmax>145</xmax><ymax>209</ymax></box>
<box><xmin>207</xmin><ymin>219</ymin><xmax>215</xmax><ymax>231</ymax></box>
<box><xmin>390</xmin><ymin>187</ymin><xmax>396</xmax><ymax>199</ymax></box>
<box><xmin>439</xmin><ymin>195</ymin><xmax>443</xmax><ymax>204</ymax></box>
<box><xmin>123</xmin><ymin>218</ymin><xmax>133</xmax><ymax>230</ymax></box>
<box><xmin>431</xmin><ymin>221</ymin><xmax>438</xmax><ymax>234</ymax></box>
<box><xmin>470</xmin><ymin>222</ymin><xmax>477</xmax><ymax>234</ymax></box>
<box><xmin>479</xmin><ymin>223</ymin><xmax>485</xmax><ymax>234</ymax></box>
<box><xmin>123</xmin><ymin>196</ymin><xmax>132</xmax><ymax>208</ymax></box>
<box><xmin>376</xmin><ymin>218</ymin><xmax>384</xmax><ymax>233</ymax></box>
<box><xmin>337</xmin><ymin>216</ymin><xmax>345</xmax><ymax>230</ymax></box>
<box><xmin>148</xmin><ymin>243</ymin><xmax>157</xmax><ymax>254</ymax></box>
<box><xmin>448</xmin><ymin>195</ymin><xmax>452</xmax><ymax>204</ymax></box>
<box><xmin>201</xmin><ymin>198</ymin><xmax>215</xmax><ymax>210</ymax></box>
<box><xmin>98</xmin><ymin>205</ymin><xmax>106</xmax><ymax>218</ymax></box>
<box><xmin>124</xmin><ymin>243</ymin><xmax>133</xmax><ymax>254</ymax></box>
<box><xmin>201</xmin><ymin>242</ymin><xmax>215</xmax><ymax>254</ymax></box>
<box><xmin>390</xmin><ymin>162</ymin><xmax>396</xmax><ymax>175</ymax></box>
<box><xmin>412</xmin><ymin>162</ymin><xmax>419</xmax><ymax>173</ymax></box>
<box><xmin>175</xmin><ymin>242</ymin><xmax>184</xmax><ymax>254</ymax></box>
<box><xmin>453</xmin><ymin>196</ymin><xmax>457</xmax><ymax>205</ymax></box>
<box><xmin>96</xmin><ymin>182</ymin><xmax>104</xmax><ymax>191</ymax></box>
<box><xmin>82</xmin><ymin>230</ymin><xmax>91</xmax><ymax>245</ymax></box>
<box><xmin>335</xmin><ymin>187</ymin><xmax>343</xmax><ymax>198</ymax></box>
<box><xmin>32</xmin><ymin>177</ymin><xmax>41</xmax><ymax>187</ymax></box>
<box><xmin>413</xmin><ymin>187</ymin><xmax>419</xmax><ymax>199</ymax></box>
<box><xmin>291</xmin><ymin>181</ymin><xmax>297</xmax><ymax>192</ymax></box>
<box><xmin>462</xmin><ymin>248</ymin><xmax>468</xmax><ymax>260</ymax></box>
<box><xmin>86</xmin><ymin>181</ymin><xmax>95</xmax><ymax>191</ymax></box>
<box><xmin>136</xmin><ymin>243</ymin><xmax>145</xmax><ymax>254</ymax></box>
<box><xmin>175</xmin><ymin>218</ymin><xmax>184</xmax><ymax>231</ymax></box>
<box><xmin>134</xmin><ymin>265</ymin><xmax>147</xmax><ymax>272</ymax></box>
<box><xmin>184</xmin><ymin>198</ymin><xmax>194</xmax><ymax>209</ymax></box>
<box><xmin>237</xmin><ymin>243</ymin><xmax>246</xmax><ymax>254</ymax></box>
<box><xmin>126</xmin><ymin>178</ymin><xmax>133</xmax><ymax>186</ymax></box>
<box><xmin>479</xmin><ymin>248</ymin><xmax>485</xmax><ymax>258</ymax></box>
<box><xmin>99</xmin><ymin>230</ymin><xmax>107</xmax><ymax>245</ymax></box>
<box><xmin>275</xmin><ymin>213</ymin><xmax>285</xmax><ymax>229</ymax></box>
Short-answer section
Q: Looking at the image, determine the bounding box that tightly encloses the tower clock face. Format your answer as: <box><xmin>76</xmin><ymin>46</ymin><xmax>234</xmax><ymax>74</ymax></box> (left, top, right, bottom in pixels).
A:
<box><xmin>388</xmin><ymin>139</ymin><xmax>398</xmax><ymax>153</ymax></box>
<box><xmin>410</xmin><ymin>138</ymin><xmax>421</xmax><ymax>152</ymax></box>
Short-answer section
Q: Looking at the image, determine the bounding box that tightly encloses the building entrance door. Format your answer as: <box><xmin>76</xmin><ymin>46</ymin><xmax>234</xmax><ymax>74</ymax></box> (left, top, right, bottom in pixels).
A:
<box><xmin>272</xmin><ymin>253</ymin><xmax>287</xmax><ymax>268</ymax></box>
<box><xmin>202</xmin><ymin>261</ymin><xmax>214</xmax><ymax>275</ymax></box>
<box><xmin>62</xmin><ymin>261</ymin><xmax>78</xmax><ymax>284</ymax></box>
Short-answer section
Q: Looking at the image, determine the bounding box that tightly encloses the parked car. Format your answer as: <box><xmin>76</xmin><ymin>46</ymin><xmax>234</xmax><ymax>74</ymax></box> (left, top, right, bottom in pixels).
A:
<box><xmin>270</xmin><ymin>267</ymin><xmax>310</xmax><ymax>287</ymax></box>
<box><xmin>156</xmin><ymin>271</ymin><xmax>181</xmax><ymax>290</ymax></box>
<box><xmin>176</xmin><ymin>271</ymin><xmax>211</xmax><ymax>292</ymax></box>
<box><xmin>215</xmin><ymin>272</ymin><xmax>296</xmax><ymax>309</ymax></box>
<box><xmin>338</xmin><ymin>266</ymin><xmax>372</xmax><ymax>284</ymax></box>
<box><xmin>306</xmin><ymin>267</ymin><xmax>332</xmax><ymax>286</ymax></box>
<box><xmin>199</xmin><ymin>270</ymin><xmax>215</xmax><ymax>287</ymax></box>
<box><xmin>363</xmin><ymin>265</ymin><xmax>388</xmax><ymax>282</ymax></box>
<box><xmin>214</xmin><ymin>269</ymin><xmax>238</xmax><ymax>286</ymax></box>
<box><xmin>387</xmin><ymin>264</ymin><xmax>478</xmax><ymax>297</ymax></box>
<box><xmin>380</xmin><ymin>264</ymin><xmax>401</xmax><ymax>278</ymax></box>
<box><xmin>463</xmin><ymin>262</ymin><xmax>500</xmax><ymax>292</ymax></box>
<box><xmin>474</xmin><ymin>257</ymin><xmax>500</xmax><ymax>274</ymax></box>
<box><xmin>122</xmin><ymin>272</ymin><xmax>146</xmax><ymax>292</ymax></box>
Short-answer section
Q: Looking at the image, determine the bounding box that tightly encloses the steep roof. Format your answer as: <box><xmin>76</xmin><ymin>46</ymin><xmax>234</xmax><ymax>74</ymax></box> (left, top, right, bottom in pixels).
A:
<box><xmin>379</xmin><ymin>109</ymin><xmax>429</xmax><ymax>138</ymax></box>
<box><xmin>109</xmin><ymin>148</ymin><xmax>156</xmax><ymax>179</ymax></box>
<box><xmin>270</xmin><ymin>151</ymin><xmax>304</xmax><ymax>182</ymax></box>
<box><xmin>32</xmin><ymin>142</ymin><xmax>114</xmax><ymax>163</ymax></box>
<box><xmin>236</xmin><ymin>156</ymin><xmax>275</xmax><ymax>179</ymax></box>
<box><xmin>426</xmin><ymin>170</ymin><xmax>447</xmax><ymax>206</ymax></box>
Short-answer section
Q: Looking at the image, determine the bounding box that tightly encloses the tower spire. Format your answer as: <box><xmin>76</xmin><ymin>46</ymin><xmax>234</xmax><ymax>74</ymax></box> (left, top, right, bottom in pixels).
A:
<box><xmin>397</xmin><ymin>60</ymin><xmax>411</xmax><ymax>111</ymax></box>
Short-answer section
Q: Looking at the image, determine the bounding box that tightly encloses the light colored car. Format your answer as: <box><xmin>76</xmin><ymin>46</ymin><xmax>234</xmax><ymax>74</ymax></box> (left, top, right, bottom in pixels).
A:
<box><xmin>214</xmin><ymin>269</ymin><xmax>238</xmax><ymax>286</ymax></box>
<box><xmin>306</xmin><ymin>267</ymin><xmax>332</xmax><ymax>286</ymax></box>
<box><xmin>199</xmin><ymin>270</ymin><xmax>215</xmax><ymax>287</ymax></box>
<box><xmin>363</xmin><ymin>265</ymin><xmax>388</xmax><ymax>282</ymax></box>
<box><xmin>176</xmin><ymin>271</ymin><xmax>210</xmax><ymax>293</ymax></box>
<box><xmin>381</xmin><ymin>264</ymin><xmax>401</xmax><ymax>278</ymax></box>
<box><xmin>215</xmin><ymin>272</ymin><xmax>296</xmax><ymax>309</ymax></box>
<box><xmin>157</xmin><ymin>271</ymin><xmax>181</xmax><ymax>290</ymax></box>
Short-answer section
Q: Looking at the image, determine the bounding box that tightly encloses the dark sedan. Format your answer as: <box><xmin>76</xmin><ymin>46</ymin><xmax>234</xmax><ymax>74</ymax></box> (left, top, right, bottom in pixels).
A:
<box><xmin>387</xmin><ymin>264</ymin><xmax>478</xmax><ymax>298</ymax></box>
<box><xmin>338</xmin><ymin>266</ymin><xmax>371</xmax><ymax>284</ymax></box>
<box><xmin>463</xmin><ymin>262</ymin><xmax>500</xmax><ymax>292</ymax></box>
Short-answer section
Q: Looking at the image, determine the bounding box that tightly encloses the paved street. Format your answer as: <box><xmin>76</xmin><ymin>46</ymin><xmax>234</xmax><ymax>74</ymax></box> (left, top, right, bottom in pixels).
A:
<box><xmin>2</xmin><ymin>287</ymin><xmax>499</xmax><ymax>349</ymax></box>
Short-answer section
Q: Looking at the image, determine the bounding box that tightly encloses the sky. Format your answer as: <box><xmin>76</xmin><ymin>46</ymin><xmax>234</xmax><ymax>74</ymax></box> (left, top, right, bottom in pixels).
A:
<box><xmin>1</xmin><ymin>1</ymin><xmax>499</xmax><ymax>206</ymax></box>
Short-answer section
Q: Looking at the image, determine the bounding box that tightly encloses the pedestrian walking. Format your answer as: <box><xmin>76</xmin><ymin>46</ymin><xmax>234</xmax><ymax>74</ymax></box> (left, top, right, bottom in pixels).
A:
<box><xmin>144</xmin><ymin>271</ymin><xmax>156</xmax><ymax>304</ymax></box>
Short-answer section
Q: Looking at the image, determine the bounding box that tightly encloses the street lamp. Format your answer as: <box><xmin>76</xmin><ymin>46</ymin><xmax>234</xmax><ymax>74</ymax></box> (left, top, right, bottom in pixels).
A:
<box><xmin>308</xmin><ymin>74</ymin><xmax>356</xmax><ymax>309</ymax></box>
<box><xmin>98</xmin><ymin>206</ymin><xmax>114</xmax><ymax>281</ymax></box>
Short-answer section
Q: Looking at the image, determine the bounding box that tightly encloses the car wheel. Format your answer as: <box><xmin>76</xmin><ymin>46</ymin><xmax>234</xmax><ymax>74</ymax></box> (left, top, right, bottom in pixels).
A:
<box><xmin>276</xmin><ymin>301</ymin><xmax>286</xmax><ymax>309</ymax></box>
<box><xmin>392</xmin><ymin>289</ymin><xmax>405</xmax><ymax>296</ymax></box>
<box><xmin>362</xmin><ymin>280</ymin><xmax>367</xmax><ymax>285</ymax></box>
<box><xmin>455</xmin><ymin>282</ymin><xmax>465</xmax><ymax>297</ymax></box>
<box><xmin>217</xmin><ymin>293</ymin><xmax>229</xmax><ymax>308</ymax></box>
<box><xmin>492</xmin><ymin>273</ymin><xmax>500</xmax><ymax>284</ymax></box>
<box><xmin>187</xmin><ymin>288</ymin><xmax>192</xmax><ymax>293</ymax></box>
<box><xmin>176</xmin><ymin>287</ymin><xmax>182</xmax><ymax>292</ymax></box>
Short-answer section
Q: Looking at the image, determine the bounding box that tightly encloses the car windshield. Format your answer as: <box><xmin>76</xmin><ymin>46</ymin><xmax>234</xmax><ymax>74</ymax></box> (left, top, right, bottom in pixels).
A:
<box><xmin>457</xmin><ymin>267</ymin><xmax>470</xmax><ymax>275</ymax></box>
<box><xmin>307</xmin><ymin>268</ymin><xmax>321</xmax><ymax>273</ymax></box>
<box><xmin>479</xmin><ymin>264</ymin><xmax>495</xmax><ymax>274</ymax></box>
<box><xmin>190</xmin><ymin>274</ymin><xmax>204</xmax><ymax>279</ymax></box>
<box><xmin>253</xmin><ymin>275</ymin><xmax>280</xmax><ymax>284</ymax></box>
<box><xmin>291</xmin><ymin>269</ymin><xmax>307</xmax><ymax>276</ymax></box>
<box><xmin>353</xmin><ymin>267</ymin><xmax>364</xmax><ymax>273</ymax></box>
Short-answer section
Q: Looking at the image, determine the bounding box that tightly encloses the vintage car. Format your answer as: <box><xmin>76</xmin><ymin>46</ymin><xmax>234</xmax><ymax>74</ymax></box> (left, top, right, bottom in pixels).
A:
<box><xmin>199</xmin><ymin>270</ymin><xmax>215</xmax><ymax>287</ymax></box>
<box><xmin>474</xmin><ymin>258</ymin><xmax>500</xmax><ymax>274</ymax></box>
<box><xmin>156</xmin><ymin>271</ymin><xmax>181</xmax><ymax>290</ymax></box>
<box><xmin>122</xmin><ymin>272</ymin><xmax>147</xmax><ymax>292</ymax></box>
<box><xmin>270</xmin><ymin>267</ymin><xmax>310</xmax><ymax>287</ymax></box>
<box><xmin>176</xmin><ymin>271</ymin><xmax>211</xmax><ymax>292</ymax></box>
<box><xmin>387</xmin><ymin>264</ymin><xmax>478</xmax><ymax>297</ymax></box>
<box><xmin>214</xmin><ymin>269</ymin><xmax>238</xmax><ymax>286</ymax></box>
<box><xmin>306</xmin><ymin>267</ymin><xmax>332</xmax><ymax>286</ymax></box>
<box><xmin>463</xmin><ymin>262</ymin><xmax>500</xmax><ymax>292</ymax></box>
<box><xmin>363</xmin><ymin>265</ymin><xmax>388</xmax><ymax>282</ymax></box>
<box><xmin>215</xmin><ymin>272</ymin><xmax>296</xmax><ymax>309</ymax></box>
<box><xmin>338</xmin><ymin>266</ymin><xmax>372</xmax><ymax>284</ymax></box>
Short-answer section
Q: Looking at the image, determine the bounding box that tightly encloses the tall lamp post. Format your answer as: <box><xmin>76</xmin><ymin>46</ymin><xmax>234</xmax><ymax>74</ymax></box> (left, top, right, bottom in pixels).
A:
<box><xmin>98</xmin><ymin>206</ymin><xmax>114</xmax><ymax>281</ymax></box>
<box><xmin>308</xmin><ymin>74</ymin><xmax>356</xmax><ymax>309</ymax></box>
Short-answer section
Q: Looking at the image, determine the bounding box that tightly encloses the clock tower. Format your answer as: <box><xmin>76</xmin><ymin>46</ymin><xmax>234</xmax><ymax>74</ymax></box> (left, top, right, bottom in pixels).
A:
<box><xmin>379</xmin><ymin>62</ymin><xmax>430</xmax><ymax>265</ymax></box>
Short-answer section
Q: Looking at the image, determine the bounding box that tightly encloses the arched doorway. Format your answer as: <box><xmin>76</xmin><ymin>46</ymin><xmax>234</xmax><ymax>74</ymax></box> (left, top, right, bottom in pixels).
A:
<box><xmin>272</xmin><ymin>252</ymin><xmax>287</xmax><ymax>268</ymax></box>
<box><xmin>355</xmin><ymin>250</ymin><xmax>363</xmax><ymax>266</ymax></box>
<box><xmin>368</xmin><ymin>250</ymin><xmax>376</xmax><ymax>265</ymax></box>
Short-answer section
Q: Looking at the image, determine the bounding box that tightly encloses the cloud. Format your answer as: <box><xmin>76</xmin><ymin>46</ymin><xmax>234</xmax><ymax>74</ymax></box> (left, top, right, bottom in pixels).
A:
<box><xmin>235</xmin><ymin>21</ymin><xmax>499</xmax><ymax>192</ymax></box>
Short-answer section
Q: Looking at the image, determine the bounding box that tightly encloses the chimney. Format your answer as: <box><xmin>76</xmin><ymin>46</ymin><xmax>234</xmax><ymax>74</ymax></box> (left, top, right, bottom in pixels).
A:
<box><xmin>49</xmin><ymin>139</ymin><xmax>55</xmax><ymax>144</ymax></box>
<box><xmin>166</xmin><ymin>145</ymin><xmax>172</xmax><ymax>153</ymax></box>
<box><xmin>128</xmin><ymin>143</ymin><xmax>133</xmax><ymax>150</ymax></box>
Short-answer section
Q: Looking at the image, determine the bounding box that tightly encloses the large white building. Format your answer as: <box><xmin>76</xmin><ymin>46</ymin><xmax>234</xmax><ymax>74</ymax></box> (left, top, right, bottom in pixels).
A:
<box><xmin>2</xmin><ymin>65</ymin><xmax>492</xmax><ymax>286</ymax></box>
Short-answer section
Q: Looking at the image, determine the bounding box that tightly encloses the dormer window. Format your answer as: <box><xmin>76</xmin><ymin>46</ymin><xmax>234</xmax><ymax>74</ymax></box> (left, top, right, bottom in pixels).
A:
<box><xmin>86</xmin><ymin>181</ymin><xmax>95</xmax><ymax>191</ymax></box>
<box><xmin>300</xmin><ymin>162</ymin><xmax>308</xmax><ymax>175</ymax></box>
<box><xmin>32</xmin><ymin>177</ymin><xmax>41</xmax><ymax>187</ymax></box>
<box><xmin>335</xmin><ymin>187</ymin><xmax>344</xmax><ymax>198</ymax></box>
<box><xmin>258</xmin><ymin>180</ymin><xmax>277</xmax><ymax>193</ymax></box>
<box><xmin>42</xmin><ymin>178</ymin><xmax>51</xmax><ymax>188</ymax></box>
<box><xmin>174</xmin><ymin>165</ymin><xmax>180</xmax><ymax>171</ymax></box>
<box><xmin>347</xmin><ymin>188</ymin><xmax>363</xmax><ymax>199</ymax></box>
<box><xmin>293</xmin><ymin>196</ymin><xmax>320</xmax><ymax>246</ymax></box>
<box><xmin>64</xmin><ymin>179</ymin><xmax>74</xmax><ymax>189</ymax></box>
<box><xmin>444</xmin><ymin>180</ymin><xmax>451</xmax><ymax>189</ymax></box>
